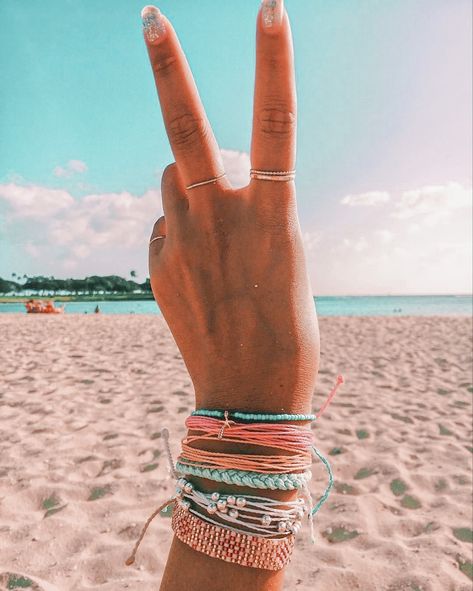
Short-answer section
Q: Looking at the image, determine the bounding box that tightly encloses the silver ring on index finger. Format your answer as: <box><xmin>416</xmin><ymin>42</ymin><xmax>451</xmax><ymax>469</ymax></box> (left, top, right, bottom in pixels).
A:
<box><xmin>149</xmin><ymin>235</ymin><xmax>166</xmax><ymax>245</ymax></box>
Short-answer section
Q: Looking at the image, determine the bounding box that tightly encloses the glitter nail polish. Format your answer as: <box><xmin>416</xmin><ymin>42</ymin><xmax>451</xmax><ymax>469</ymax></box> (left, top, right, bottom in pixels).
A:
<box><xmin>261</xmin><ymin>0</ymin><xmax>284</xmax><ymax>29</ymax></box>
<box><xmin>141</xmin><ymin>5</ymin><xmax>166</xmax><ymax>44</ymax></box>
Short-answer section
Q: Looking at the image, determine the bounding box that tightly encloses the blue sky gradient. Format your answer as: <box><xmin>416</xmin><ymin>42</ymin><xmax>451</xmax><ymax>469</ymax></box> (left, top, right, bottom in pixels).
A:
<box><xmin>0</xmin><ymin>0</ymin><xmax>471</xmax><ymax>294</ymax></box>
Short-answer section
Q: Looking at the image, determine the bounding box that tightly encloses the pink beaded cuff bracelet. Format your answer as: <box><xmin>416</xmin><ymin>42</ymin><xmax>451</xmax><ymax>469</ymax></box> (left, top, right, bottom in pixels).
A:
<box><xmin>172</xmin><ymin>504</ymin><xmax>295</xmax><ymax>571</ymax></box>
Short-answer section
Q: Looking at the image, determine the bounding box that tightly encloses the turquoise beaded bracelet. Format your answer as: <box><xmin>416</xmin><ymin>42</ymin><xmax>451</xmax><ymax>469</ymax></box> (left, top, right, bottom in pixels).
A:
<box><xmin>191</xmin><ymin>409</ymin><xmax>316</xmax><ymax>422</ymax></box>
<box><xmin>175</xmin><ymin>461</ymin><xmax>312</xmax><ymax>490</ymax></box>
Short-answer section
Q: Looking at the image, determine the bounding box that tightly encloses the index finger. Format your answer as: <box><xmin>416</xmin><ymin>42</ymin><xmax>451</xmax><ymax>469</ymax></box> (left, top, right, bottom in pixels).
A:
<box><xmin>141</xmin><ymin>6</ymin><xmax>226</xmax><ymax>191</ymax></box>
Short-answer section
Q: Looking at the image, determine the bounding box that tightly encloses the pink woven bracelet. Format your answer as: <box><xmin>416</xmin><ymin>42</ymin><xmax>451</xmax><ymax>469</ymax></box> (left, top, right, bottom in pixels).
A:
<box><xmin>172</xmin><ymin>504</ymin><xmax>295</xmax><ymax>571</ymax></box>
<box><xmin>180</xmin><ymin>416</ymin><xmax>314</xmax><ymax>473</ymax></box>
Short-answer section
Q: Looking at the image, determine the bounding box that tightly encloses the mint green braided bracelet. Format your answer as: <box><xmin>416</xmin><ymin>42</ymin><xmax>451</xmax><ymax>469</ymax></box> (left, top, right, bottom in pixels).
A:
<box><xmin>175</xmin><ymin>462</ymin><xmax>312</xmax><ymax>490</ymax></box>
<box><xmin>191</xmin><ymin>409</ymin><xmax>316</xmax><ymax>422</ymax></box>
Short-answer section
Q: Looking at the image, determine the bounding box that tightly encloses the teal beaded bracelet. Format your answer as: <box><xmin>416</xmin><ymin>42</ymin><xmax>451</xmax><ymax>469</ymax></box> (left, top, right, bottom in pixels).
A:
<box><xmin>191</xmin><ymin>409</ymin><xmax>316</xmax><ymax>422</ymax></box>
<box><xmin>175</xmin><ymin>461</ymin><xmax>312</xmax><ymax>490</ymax></box>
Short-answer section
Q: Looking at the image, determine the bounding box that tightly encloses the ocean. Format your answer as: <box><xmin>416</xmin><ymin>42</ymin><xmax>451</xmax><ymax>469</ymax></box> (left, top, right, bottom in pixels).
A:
<box><xmin>0</xmin><ymin>295</ymin><xmax>471</xmax><ymax>316</ymax></box>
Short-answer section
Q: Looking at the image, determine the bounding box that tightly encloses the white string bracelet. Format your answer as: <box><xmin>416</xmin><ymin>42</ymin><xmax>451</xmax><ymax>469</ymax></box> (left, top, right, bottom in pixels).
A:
<box><xmin>176</xmin><ymin>478</ymin><xmax>307</xmax><ymax>538</ymax></box>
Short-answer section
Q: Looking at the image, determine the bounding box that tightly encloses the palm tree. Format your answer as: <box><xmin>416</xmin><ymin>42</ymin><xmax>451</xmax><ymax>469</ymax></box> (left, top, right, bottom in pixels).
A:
<box><xmin>130</xmin><ymin>270</ymin><xmax>137</xmax><ymax>278</ymax></box>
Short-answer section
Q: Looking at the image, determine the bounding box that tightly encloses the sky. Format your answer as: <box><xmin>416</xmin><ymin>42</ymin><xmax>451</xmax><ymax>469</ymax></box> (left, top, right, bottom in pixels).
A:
<box><xmin>0</xmin><ymin>0</ymin><xmax>471</xmax><ymax>295</ymax></box>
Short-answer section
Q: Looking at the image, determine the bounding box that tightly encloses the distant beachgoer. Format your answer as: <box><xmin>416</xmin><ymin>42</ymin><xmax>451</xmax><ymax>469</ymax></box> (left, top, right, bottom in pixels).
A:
<box><xmin>94</xmin><ymin>305</ymin><xmax>100</xmax><ymax>314</ymax></box>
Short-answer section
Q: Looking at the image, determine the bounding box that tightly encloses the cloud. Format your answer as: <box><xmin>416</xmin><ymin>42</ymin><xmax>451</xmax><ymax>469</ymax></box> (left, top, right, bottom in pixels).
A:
<box><xmin>53</xmin><ymin>159</ymin><xmax>88</xmax><ymax>178</ymax></box>
<box><xmin>220</xmin><ymin>149</ymin><xmax>250</xmax><ymax>188</ymax></box>
<box><xmin>0</xmin><ymin>183</ymin><xmax>162</xmax><ymax>278</ymax></box>
<box><xmin>375</xmin><ymin>229</ymin><xmax>393</xmax><ymax>244</ymax></box>
<box><xmin>342</xmin><ymin>236</ymin><xmax>368</xmax><ymax>252</ymax></box>
<box><xmin>393</xmin><ymin>182</ymin><xmax>472</xmax><ymax>222</ymax></box>
<box><xmin>0</xmin><ymin>183</ymin><xmax>74</xmax><ymax>218</ymax></box>
<box><xmin>0</xmin><ymin>149</ymin><xmax>253</xmax><ymax>278</ymax></box>
<box><xmin>302</xmin><ymin>231</ymin><xmax>322</xmax><ymax>253</ymax></box>
<box><xmin>319</xmin><ymin>182</ymin><xmax>472</xmax><ymax>294</ymax></box>
<box><xmin>341</xmin><ymin>191</ymin><xmax>390</xmax><ymax>206</ymax></box>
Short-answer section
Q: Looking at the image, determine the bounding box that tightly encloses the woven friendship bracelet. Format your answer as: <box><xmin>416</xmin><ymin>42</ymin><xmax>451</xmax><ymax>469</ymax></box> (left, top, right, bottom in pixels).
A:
<box><xmin>191</xmin><ymin>409</ymin><xmax>316</xmax><ymax>422</ymax></box>
<box><xmin>185</xmin><ymin>415</ymin><xmax>315</xmax><ymax>448</ymax></box>
<box><xmin>178</xmin><ymin>448</ymin><xmax>312</xmax><ymax>474</ymax></box>
<box><xmin>175</xmin><ymin>461</ymin><xmax>312</xmax><ymax>490</ymax></box>
<box><xmin>172</xmin><ymin>504</ymin><xmax>295</xmax><ymax>571</ymax></box>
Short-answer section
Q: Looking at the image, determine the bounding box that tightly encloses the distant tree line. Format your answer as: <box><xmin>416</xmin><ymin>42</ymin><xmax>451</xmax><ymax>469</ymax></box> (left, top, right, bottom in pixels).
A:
<box><xmin>0</xmin><ymin>274</ymin><xmax>152</xmax><ymax>295</ymax></box>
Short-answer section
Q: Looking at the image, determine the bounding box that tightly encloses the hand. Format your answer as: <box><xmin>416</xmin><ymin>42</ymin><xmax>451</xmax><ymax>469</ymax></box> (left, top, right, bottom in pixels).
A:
<box><xmin>144</xmin><ymin>2</ymin><xmax>319</xmax><ymax>414</ymax></box>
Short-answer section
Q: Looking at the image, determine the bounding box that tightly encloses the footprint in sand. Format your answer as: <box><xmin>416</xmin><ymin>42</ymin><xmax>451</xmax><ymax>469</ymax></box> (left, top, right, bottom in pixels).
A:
<box><xmin>87</xmin><ymin>485</ymin><xmax>113</xmax><ymax>501</ymax></box>
<box><xmin>400</xmin><ymin>495</ymin><xmax>422</xmax><ymax>509</ymax></box>
<box><xmin>328</xmin><ymin>446</ymin><xmax>345</xmax><ymax>456</ymax></box>
<box><xmin>434</xmin><ymin>477</ymin><xmax>448</xmax><ymax>492</ymax></box>
<box><xmin>334</xmin><ymin>482</ymin><xmax>359</xmax><ymax>495</ymax></box>
<box><xmin>355</xmin><ymin>429</ymin><xmax>369</xmax><ymax>440</ymax></box>
<box><xmin>140</xmin><ymin>462</ymin><xmax>159</xmax><ymax>472</ymax></box>
<box><xmin>148</xmin><ymin>405</ymin><xmax>164</xmax><ymax>413</ymax></box>
<box><xmin>172</xmin><ymin>390</ymin><xmax>189</xmax><ymax>397</ymax></box>
<box><xmin>390</xmin><ymin>478</ymin><xmax>408</xmax><ymax>496</ymax></box>
<box><xmin>456</xmin><ymin>555</ymin><xmax>473</xmax><ymax>581</ymax></box>
<box><xmin>354</xmin><ymin>467</ymin><xmax>377</xmax><ymax>480</ymax></box>
<box><xmin>438</xmin><ymin>423</ymin><xmax>454</xmax><ymax>435</ymax></box>
<box><xmin>437</xmin><ymin>387</ymin><xmax>451</xmax><ymax>396</ymax></box>
<box><xmin>103</xmin><ymin>433</ymin><xmax>119</xmax><ymax>441</ymax></box>
<box><xmin>0</xmin><ymin>573</ymin><xmax>59</xmax><ymax>591</ymax></box>
<box><xmin>453</xmin><ymin>527</ymin><xmax>473</xmax><ymax>543</ymax></box>
<box><xmin>95</xmin><ymin>458</ymin><xmax>122</xmax><ymax>477</ymax></box>
<box><xmin>322</xmin><ymin>525</ymin><xmax>360</xmax><ymax>543</ymax></box>
<box><xmin>41</xmin><ymin>495</ymin><xmax>67</xmax><ymax>518</ymax></box>
<box><xmin>386</xmin><ymin>577</ymin><xmax>431</xmax><ymax>591</ymax></box>
<box><xmin>390</xmin><ymin>413</ymin><xmax>414</xmax><ymax>424</ymax></box>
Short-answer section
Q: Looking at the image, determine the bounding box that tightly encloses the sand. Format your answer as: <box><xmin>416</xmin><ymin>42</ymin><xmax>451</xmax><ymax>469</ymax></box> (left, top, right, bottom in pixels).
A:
<box><xmin>0</xmin><ymin>314</ymin><xmax>471</xmax><ymax>591</ymax></box>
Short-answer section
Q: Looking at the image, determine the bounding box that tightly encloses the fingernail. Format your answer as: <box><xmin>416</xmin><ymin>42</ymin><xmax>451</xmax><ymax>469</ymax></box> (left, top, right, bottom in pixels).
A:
<box><xmin>261</xmin><ymin>0</ymin><xmax>284</xmax><ymax>29</ymax></box>
<box><xmin>141</xmin><ymin>5</ymin><xmax>166</xmax><ymax>44</ymax></box>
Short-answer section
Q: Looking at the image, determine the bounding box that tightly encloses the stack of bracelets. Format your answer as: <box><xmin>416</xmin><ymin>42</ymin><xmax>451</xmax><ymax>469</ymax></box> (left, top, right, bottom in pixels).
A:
<box><xmin>126</xmin><ymin>375</ymin><xmax>344</xmax><ymax>571</ymax></box>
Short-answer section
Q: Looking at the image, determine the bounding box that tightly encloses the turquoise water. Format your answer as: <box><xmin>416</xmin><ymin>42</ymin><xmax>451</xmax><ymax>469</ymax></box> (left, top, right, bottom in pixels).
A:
<box><xmin>0</xmin><ymin>295</ymin><xmax>471</xmax><ymax>316</ymax></box>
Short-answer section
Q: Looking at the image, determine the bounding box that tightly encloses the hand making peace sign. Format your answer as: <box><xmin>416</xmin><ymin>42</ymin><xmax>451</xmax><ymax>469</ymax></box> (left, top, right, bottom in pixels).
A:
<box><xmin>143</xmin><ymin>1</ymin><xmax>320</xmax><ymax>415</ymax></box>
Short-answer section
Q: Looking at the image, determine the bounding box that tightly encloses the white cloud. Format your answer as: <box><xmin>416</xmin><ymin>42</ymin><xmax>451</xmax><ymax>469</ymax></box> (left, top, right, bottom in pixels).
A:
<box><xmin>314</xmin><ymin>183</ymin><xmax>472</xmax><ymax>294</ymax></box>
<box><xmin>342</xmin><ymin>236</ymin><xmax>368</xmax><ymax>252</ymax></box>
<box><xmin>0</xmin><ymin>183</ymin><xmax>162</xmax><ymax>278</ymax></box>
<box><xmin>220</xmin><ymin>150</ymin><xmax>250</xmax><ymax>188</ymax></box>
<box><xmin>0</xmin><ymin>150</ymin><xmax>253</xmax><ymax>279</ymax></box>
<box><xmin>375</xmin><ymin>229</ymin><xmax>393</xmax><ymax>244</ymax></box>
<box><xmin>393</xmin><ymin>182</ymin><xmax>472</xmax><ymax>223</ymax></box>
<box><xmin>0</xmin><ymin>183</ymin><xmax>74</xmax><ymax>218</ymax></box>
<box><xmin>53</xmin><ymin>159</ymin><xmax>88</xmax><ymax>178</ymax></box>
<box><xmin>302</xmin><ymin>231</ymin><xmax>322</xmax><ymax>252</ymax></box>
<box><xmin>341</xmin><ymin>191</ymin><xmax>390</xmax><ymax>206</ymax></box>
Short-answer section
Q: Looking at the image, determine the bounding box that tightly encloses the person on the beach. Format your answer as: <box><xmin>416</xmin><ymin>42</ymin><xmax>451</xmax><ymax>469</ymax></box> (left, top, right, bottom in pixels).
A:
<box><xmin>142</xmin><ymin>2</ymin><xmax>321</xmax><ymax>589</ymax></box>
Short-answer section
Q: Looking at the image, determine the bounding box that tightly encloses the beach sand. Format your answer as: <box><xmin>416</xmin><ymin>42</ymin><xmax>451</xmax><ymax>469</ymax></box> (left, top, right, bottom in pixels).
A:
<box><xmin>0</xmin><ymin>315</ymin><xmax>471</xmax><ymax>591</ymax></box>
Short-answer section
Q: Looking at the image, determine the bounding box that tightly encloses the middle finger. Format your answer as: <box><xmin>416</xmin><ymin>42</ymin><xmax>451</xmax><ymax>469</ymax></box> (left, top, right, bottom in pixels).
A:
<box><xmin>250</xmin><ymin>0</ymin><xmax>297</xmax><ymax>188</ymax></box>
